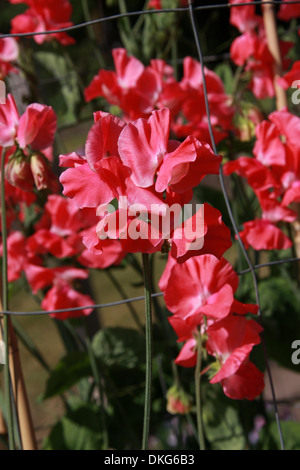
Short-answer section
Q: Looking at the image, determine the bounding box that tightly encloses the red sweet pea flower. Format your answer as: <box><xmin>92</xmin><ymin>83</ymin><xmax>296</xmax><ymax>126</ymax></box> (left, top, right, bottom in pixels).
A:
<box><xmin>0</xmin><ymin>231</ymin><xmax>27</xmax><ymax>282</ymax></box>
<box><xmin>147</xmin><ymin>0</ymin><xmax>162</xmax><ymax>9</ymax></box>
<box><xmin>0</xmin><ymin>94</ymin><xmax>57</xmax><ymax>152</ymax></box>
<box><xmin>206</xmin><ymin>315</ymin><xmax>264</xmax><ymax>400</ymax></box>
<box><xmin>230</xmin><ymin>28</ymin><xmax>293</xmax><ymax>99</ymax></box>
<box><xmin>159</xmin><ymin>253</ymin><xmax>262</xmax><ymax>399</ymax></box>
<box><xmin>159</xmin><ymin>254</ymin><xmax>239</xmax><ymax>322</ymax></box>
<box><xmin>24</xmin><ymin>264</ymin><xmax>94</xmax><ymax>320</ymax></box>
<box><xmin>0</xmin><ymin>94</ymin><xmax>19</xmax><ymax>147</ymax></box>
<box><xmin>277</xmin><ymin>0</ymin><xmax>300</xmax><ymax>21</ymax></box>
<box><xmin>219</xmin><ymin>361</ymin><xmax>265</xmax><ymax>401</ymax></box>
<box><xmin>17</xmin><ymin>103</ymin><xmax>57</xmax><ymax>151</ymax></box>
<box><xmin>224</xmin><ymin>109</ymin><xmax>300</xmax><ymax>250</ymax></box>
<box><xmin>60</xmin><ymin>113</ymin><xmax>127</xmax><ymax>209</ymax></box>
<box><xmin>60</xmin><ymin>107</ymin><xmax>232</xmax><ymax>261</ymax></box>
<box><xmin>42</xmin><ymin>283</ymin><xmax>94</xmax><ymax>321</ymax></box>
<box><xmin>118</xmin><ymin>107</ymin><xmax>222</xmax><ymax>191</ymax></box>
<box><xmin>229</xmin><ymin>0</ymin><xmax>262</xmax><ymax>33</ymax></box>
<box><xmin>85</xmin><ymin>48</ymin><xmax>162</xmax><ymax>120</ymax></box>
<box><xmin>0</xmin><ymin>37</ymin><xmax>19</xmax><ymax>79</ymax></box>
<box><xmin>238</xmin><ymin>219</ymin><xmax>292</xmax><ymax>251</ymax></box>
<box><xmin>78</xmin><ymin>237</ymin><xmax>126</xmax><ymax>270</ymax></box>
<box><xmin>159</xmin><ymin>254</ymin><xmax>257</xmax><ymax>325</ymax></box>
<box><xmin>277</xmin><ymin>60</ymin><xmax>300</xmax><ymax>91</ymax></box>
<box><xmin>10</xmin><ymin>0</ymin><xmax>75</xmax><ymax>45</ymax></box>
<box><xmin>172</xmin><ymin>57</ymin><xmax>235</xmax><ymax>144</ymax></box>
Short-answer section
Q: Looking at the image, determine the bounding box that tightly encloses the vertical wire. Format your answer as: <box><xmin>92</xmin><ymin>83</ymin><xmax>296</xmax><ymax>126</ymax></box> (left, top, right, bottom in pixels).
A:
<box><xmin>187</xmin><ymin>0</ymin><xmax>285</xmax><ymax>450</ymax></box>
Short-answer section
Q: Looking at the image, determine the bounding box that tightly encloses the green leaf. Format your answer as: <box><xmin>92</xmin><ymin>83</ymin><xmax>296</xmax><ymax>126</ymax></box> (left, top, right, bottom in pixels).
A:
<box><xmin>259</xmin><ymin>421</ymin><xmax>300</xmax><ymax>450</ymax></box>
<box><xmin>258</xmin><ymin>277</ymin><xmax>300</xmax><ymax>372</ymax></box>
<box><xmin>203</xmin><ymin>388</ymin><xmax>246</xmax><ymax>450</ymax></box>
<box><xmin>92</xmin><ymin>327</ymin><xmax>145</xmax><ymax>370</ymax></box>
<box><xmin>42</xmin><ymin>401</ymin><xmax>104</xmax><ymax>450</ymax></box>
<box><xmin>35</xmin><ymin>51</ymin><xmax>81</xmax><ymax>125</ymax></box>
<box><xmin>40</xmin><ymin>351</ymin><xmax>92</xmax><ymax>400</ymax></box>
<box><xmin>214</xmin><ymin>62</ymin><xmax>235</xmax><ymax>95</ymax></box>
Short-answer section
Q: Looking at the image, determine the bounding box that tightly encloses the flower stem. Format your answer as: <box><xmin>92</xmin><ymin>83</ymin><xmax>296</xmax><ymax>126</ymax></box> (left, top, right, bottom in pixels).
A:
<box><xmin>195</xmin><ymin>327</ymin><xmax>205</xmax><ymax>450</ymax></box>
<box><xmin>1</xmin><ymin>148</ymin><xmax>15</xmax><ymax>450</ymax></box>
<box><xmin>141</xmin><ymin>253</ymin><xmax>153</xmax><ymax>450</ymax></box>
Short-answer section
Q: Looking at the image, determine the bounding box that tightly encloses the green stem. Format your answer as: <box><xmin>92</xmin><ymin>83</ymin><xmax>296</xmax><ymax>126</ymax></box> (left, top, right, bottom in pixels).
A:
<box><xmin>105</xmin><ymin>269</ymin><xmax>145</xmax><ymax>334</ymax></box>
<box><xmin>195</xmin><ymin>327</ymin><xmax>205</xmax><ymax>450</ymax></box>
<box><xmin>84</xmin><ymin>330</ymin><xmax>109</xmax><ymax>450</ymax></box>
<box><xmin>1</xmin><ymin>148</ymin><xmax>15</xmax><ymax>450</ymax></box>
<box><xmin>80</xmin><ymin>0</ymin><xmax>106</xmax><ymax>68</ymax></box>
<box><xmin>141</xmin><ymin>253</ymin><xmax>153</xmax><ymax>450</ymax></box>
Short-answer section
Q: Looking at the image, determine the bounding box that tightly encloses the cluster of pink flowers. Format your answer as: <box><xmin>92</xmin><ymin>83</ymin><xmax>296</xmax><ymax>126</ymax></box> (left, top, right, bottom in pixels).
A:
<box><xmin>224</xmin><ymin>109</ymin><xmax>300</xmax><ymax>251</ymax></box>
<box><xmin>4</xmin><ymin>0</ymin><xmax>293</xmax><ymax>405</ymax></box>
<box><xmin>84</xmin><ymin>48</ymin><xmax>235</xmax><ymax>146</ymax></box>
<box><xmin>59</xmin><ymin>107</ymin><xmax>231</xmax><ymax>261</ymax></box>
<box><xmin>229</xmin><ymin>0</ymin><xmax>298</xmax><ymax>99</ymax></box>
<box><xmin>8</xmin><ymin>0</ymin><xmax>75</xmax><ymax>45</ymax></box>
<box><xmin>0</xmin><ymin>94</ymin><xmax>126</xmax><ymax>319</ymax></box>
<box><xmin>159</xmin><ymin>254</ymin><xmax>264</xmax><ymax>400</ymax></box>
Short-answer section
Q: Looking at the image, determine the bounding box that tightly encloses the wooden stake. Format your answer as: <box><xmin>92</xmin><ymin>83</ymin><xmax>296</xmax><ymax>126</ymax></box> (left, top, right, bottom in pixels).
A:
<box><xmin>262</xmin><ymin>0</ymin><xmax>288</xmax><ymax>110</ymax></box>
<box><xmin>0</xmin><ymin>314</ymin><xmax>37</xmax><ymax>450</ymax></box>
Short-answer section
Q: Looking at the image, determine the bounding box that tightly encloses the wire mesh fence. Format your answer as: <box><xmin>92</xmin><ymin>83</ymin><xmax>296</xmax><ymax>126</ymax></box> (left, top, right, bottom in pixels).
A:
<box><xmin>0</xmin><ymin>0</ymin><xmax>300</xmax><ymax>451</ymax></box>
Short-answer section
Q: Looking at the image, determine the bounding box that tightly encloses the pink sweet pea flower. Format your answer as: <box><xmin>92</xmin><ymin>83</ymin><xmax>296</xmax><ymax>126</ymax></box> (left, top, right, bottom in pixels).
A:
<box><xmin>229</xmin><ymin>0</ymin><xmax>262</xmax><ymax>33</ymax></box>
<box><xmin>118</xmin><ymin>107</ymin><xmax>222</xmax><ymax>191</ymax></box>
<box><xmin>0</xmin><ymin>94</ymin><xmax>57</xmax><ymax>151</ymax></box>
<box><xmin>0</xmin><ymin>94</ymin><xmax>19</xmax><ymax>147</ymax></box>
<box><xmin>277</xmin><ymin>0</ymin><xmax>300</xmax><ymax>21</ymax></box>
<box><xmin>159</xmin><ymin>254</ymin><xmax>258</xmax><ymax>325</ymax></box>
<box><xmin>0</xmin><ymin>37</ymin><xmax>19</xmax><ymax>78</ymax></box>
<box><xmin>238</xmin><ymin>219</ymin><xmax>292</xmax><ymax>251</ymax></box>
<box><xmin>24</xmin><ymin>264</ymin><xmax>94</xmax><ymax>320</ymax></box>
<box><xmin>10</xmin><ymin>0</ymin><xmax>75</xmax><ymax>45</ymax></box>
<box><xmin>42</xmin><ymin>283</ymin><xmax>94</xmax><ymax>320</ymax></box>
<box><xmin>206</xmin><ymin>315</ymin><xmax>264</xmax><ymax>400</ymax></box>
<box><xmin>17</xmin><ymin>103</ymin><xmax>57</xmax><ymax>150</ymax></box>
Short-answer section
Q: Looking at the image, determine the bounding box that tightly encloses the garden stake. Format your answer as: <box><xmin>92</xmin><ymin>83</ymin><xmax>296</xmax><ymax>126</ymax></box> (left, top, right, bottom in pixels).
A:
<box><xmin>262</xmin><ymin>0</ymin><xmax>288</xmax><ymax>111</ymax></box>
<box><xmin>0</xmin><ymin>312</ymin><xmax>37</xmax><ymax>450</ymax></box>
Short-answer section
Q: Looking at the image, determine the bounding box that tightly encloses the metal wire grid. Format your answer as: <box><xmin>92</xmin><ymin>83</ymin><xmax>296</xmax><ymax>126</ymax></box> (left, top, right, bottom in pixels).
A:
<box><xmin>1</xmin><ymin>0</ymin><xmax>300</xmax><ymax>450</ymax></box>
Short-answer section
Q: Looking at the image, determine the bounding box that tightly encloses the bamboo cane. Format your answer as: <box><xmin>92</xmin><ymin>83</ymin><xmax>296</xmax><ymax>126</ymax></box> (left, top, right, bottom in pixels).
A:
<box><xmin>261</xmin><ymin>0</ymin><xmax>288</xmax><ymax>110</ymax></box>
<box><xmin>0</xmin><ymin>312</ymin><xmax>37</xmax><ymax>450</ymax></box>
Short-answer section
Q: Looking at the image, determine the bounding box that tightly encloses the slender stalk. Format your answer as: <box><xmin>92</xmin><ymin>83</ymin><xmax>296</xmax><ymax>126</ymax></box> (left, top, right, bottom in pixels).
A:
<box><xmin>80</xmin><ymin>0</ymin><xmax>106</xmax><ymax>68</ymax></box>
<box><xmin>195</xmin><ymin>327</ymin><xmax>205</xmax><ymax>450</ymax></box>
<box><xmin>141</xmin><ymin>253</ymin><xmax>153</xmax><ymax>450</ymax></box>
<box><xmin>84</xmin><ymin>328</ymin><xmax>109</xmax><ymax>450</ymax></box>
<box><xmin>1</xmin><ymin>148</ymin><xmax>14</xmax><ymax>450</ymax></box>
<box><xmin>105</xmin><ymin>269</ymin><xmax>145</xmax><ymax>334</ymax></box>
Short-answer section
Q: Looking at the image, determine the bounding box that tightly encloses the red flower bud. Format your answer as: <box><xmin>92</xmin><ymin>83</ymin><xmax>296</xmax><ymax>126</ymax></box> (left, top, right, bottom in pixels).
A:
<box><xmin>166</xmin><ymin>385</ymin><xmax>193</xmax><ymax>415</ymax></box>
<box><xmin>5</xmin><ymin>155</ymin><xmax>34</xmax><ymax>191</ymax></box>
<box><xmin>30</xmin><ymin>153</ymin><xmax>52</xmax><ymax>190</ymax></box>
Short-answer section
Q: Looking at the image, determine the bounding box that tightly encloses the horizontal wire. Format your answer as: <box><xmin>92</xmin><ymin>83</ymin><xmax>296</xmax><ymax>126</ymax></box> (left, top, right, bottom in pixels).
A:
<box><xmin>0</xmin><ymin>292</ymin><xmax>164</xmax><ymax>316</ymax></box>
<box><xmin>0</xmin><ymin>1</ymin><xmax>300</xmax><ymax>40</ymax></box>
<box><xmin>238</xmin><ymin>256</ymin><xmax>300</xmax><ymax>275</ymax></box>
<box><xmin>0</xmin><ymin>256</ymin><xmax>299</xmax><ymax>316</ymax></box>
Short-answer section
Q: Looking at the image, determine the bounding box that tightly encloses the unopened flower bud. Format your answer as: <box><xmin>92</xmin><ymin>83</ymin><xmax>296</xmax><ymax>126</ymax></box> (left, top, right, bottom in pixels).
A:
<box><xmin>30</xmin><ymin>153</ymin><xmax>52</xmax><ymax>190</ymax></box>
<box><xmin>166</xmin><ymin>385</ymin><xmax>193</xmax><ymax>415</ymax></box>
<box><xmin>5</xmin><ymin>155</ymin><xmax>34</xmax><ymax>191</ymax></box>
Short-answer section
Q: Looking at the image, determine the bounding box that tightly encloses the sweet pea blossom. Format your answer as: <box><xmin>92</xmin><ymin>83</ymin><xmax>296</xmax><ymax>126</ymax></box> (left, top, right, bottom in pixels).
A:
<box><xmin>0</xmin><ymin>37</ymin><xmax>19</xmax><ymax>79</ymax></box>
<box><xmin>223</xmin><ymin>109</ymin><xmax>300</xmax><ymax>250</ymax></box>
<box><xmin>159</xmin><ymin>253</ymin><xmax>263</xmax><ymax>400</ymax></box>
<box><xmin>60</xmin><ymin>107</ymin><xmax>231</xmax><ymax>260</ymax></box>
<box><xmin>9</xmin><ymin>0</ymin><xmax>75</xmax><ymax>45</ymax></box>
